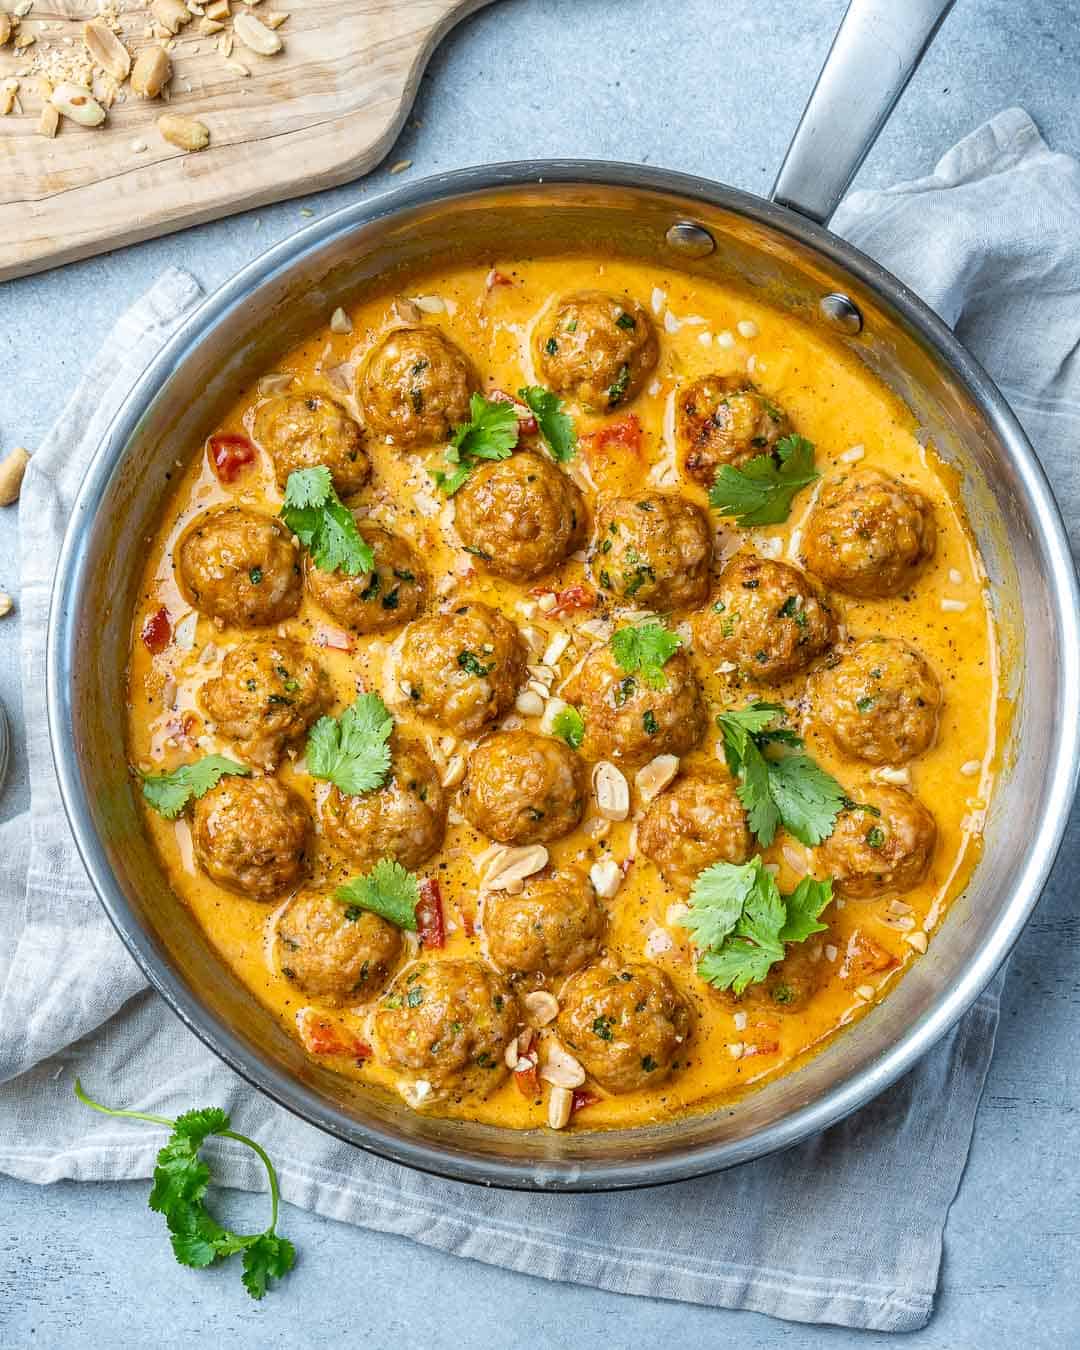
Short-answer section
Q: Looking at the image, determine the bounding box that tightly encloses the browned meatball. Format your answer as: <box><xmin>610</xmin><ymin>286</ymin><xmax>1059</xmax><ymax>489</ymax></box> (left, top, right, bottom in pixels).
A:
<box><xmin>177</xmin><ymin>506</ymin><xmax>301</xmax><ymax>628</ymax></box>
<box><xmin>535</xmin><ymin>291</ymin><xmax>659</xmax><ymax>412</ymax></box>
<box><xmin>677</xmin><ymin>375</ymin><xmax>791</xmax><ymax>486</ymax></box>
<box><xmin>565</xmin><ymin>641</ymin><xmax>707</xmax><ymax>766</ymax></box>
<box><xmin>454</xmin><ymin>450</ymin><xmax>586</xmax><ymax>582</ymax></box>
<box><xmin>373</xmin><ymin>959</ymin><xmax>519</xmax><ymax>1105</ymax></box>
<box><xmin>802</xmin><ymin>466</ymin><xmax>936</xmax><ymax>598</ymax></box>
<box><xmin>395</xmin><ymin>602</ymin><xmax>526</xmax><ymax>736</ymax></box>
<box><xmin>320</xmin><ymin>737</ymin><xmax>446</xmax><ymax>872</ymax></box>
<box><xmin>695</xmin><ymin>553</ymin><xmax>836</xmax><ymax>683</ymax></box>
<box><xmin>814</xmin><ymin>785</ymin><xmax>937</xmax><ymax>898</ymax></box>
<box><xmin>276</xmin><ymin>888</ymin><xmax>401</xmax><ymax>1006</ymax></box>
<box><xmin>199</xmin><ymin>636</ymin><xmax>328</xmax><ymax>770</ymax></box>
<box><xmin>252</xmin><ymin>392</ymin><xmax>370</xmax><ymax>498</ymax></box>
<box><xmin>714</xmin><ymin>933</ymin><xmax>831</xmax><ymax>1014</ymax></box>
<box><xmin>557</xmin><ymin>959</ymin><xmax>691</xmax><ymax>1094</ymax></box>
<box><xmin>590</xmin><ymin>494</ymin><xmax>712</xmax><ymax>610</ymax></box>
<box><xmin>358</xmin><ymin>327</ymin><xmax>475</xmax><ymax>448</ymax></box>
<box><xmin>191</xmin><ymin>775</ymin><xmax>310</xmax><ymax>900</ymax></box>
<box><xmin>638</xmin><ymin>766</ymin><xmax>752</xmax><ymax>891</ymax></box>
<box><xmin>484</xmin><ymin>868</ymin><xmax>605</xmax><ymax>977</ymax></box>
<box><xmin>809</xmin><ymin>637</ymin><xmax>942</xmax><ymax>764</ymax></box>
<box><xmin>306</xmin><ymin>523</ymin><xmax>426</xmax><ymax>634</ymax></box>
<box><xmin>461</xmin><ymin>731</ymin><xmax>586</xmax><ymax>845</ymax></box>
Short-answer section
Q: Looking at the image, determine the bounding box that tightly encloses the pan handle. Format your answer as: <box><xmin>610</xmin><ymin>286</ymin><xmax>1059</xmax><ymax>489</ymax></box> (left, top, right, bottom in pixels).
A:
<box><xmin>771</xmin><ymin>0</ymin><xmax>956</xmax><ymax>225</ymax></box>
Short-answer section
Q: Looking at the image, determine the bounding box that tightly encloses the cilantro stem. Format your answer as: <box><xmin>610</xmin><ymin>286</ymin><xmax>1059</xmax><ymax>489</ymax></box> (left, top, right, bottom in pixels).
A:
<box><xmin>74</xmin><ymin>1077</ymin><xmax>176</xmax><ymax>1128</ymax></box>
<box><xmin>221</xmin><ymin>1128</ymin><xmax>281</xmax><ymax>1234</ymax></box>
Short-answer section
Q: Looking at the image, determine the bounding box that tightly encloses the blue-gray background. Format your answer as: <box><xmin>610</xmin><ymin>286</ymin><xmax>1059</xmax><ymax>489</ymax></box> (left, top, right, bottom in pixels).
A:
<box><xmin>2</xmin><ymin>1</ymin><xmax>1078</xmax><ymax>1345</ymax></box>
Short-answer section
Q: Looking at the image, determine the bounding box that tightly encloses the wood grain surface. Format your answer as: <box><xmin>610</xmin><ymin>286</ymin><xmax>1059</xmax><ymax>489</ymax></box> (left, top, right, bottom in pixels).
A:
<box><xmin>0</xmin><ymin>0</ymin><xmax>493</xmax><ymax>281</ymax></box>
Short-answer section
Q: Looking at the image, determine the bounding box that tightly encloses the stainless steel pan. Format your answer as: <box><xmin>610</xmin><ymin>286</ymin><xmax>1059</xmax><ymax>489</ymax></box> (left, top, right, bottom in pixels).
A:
<box><xmin>47</xmin><ymin>0</ymin><xmax>1080</xmax><ymax>1189</ymax></box>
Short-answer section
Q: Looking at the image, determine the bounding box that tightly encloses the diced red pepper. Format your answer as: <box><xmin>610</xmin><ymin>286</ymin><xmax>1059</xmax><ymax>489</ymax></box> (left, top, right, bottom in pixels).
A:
<box><xmin>485</xmin><ymin>268</ymin><xmax>513</xmax><ymax>289</ymax></box>
<box><xmin>531</xmin><ymin>583</ymin><xmax>596</xmax><ymax>617</ymax></box>
<box><xmin>583</xmin><ymin>413</ymin><xmax>643</xmax><ymax>460</ymax></box>
<box><xmin>140</xmin><ymin>606</ymin><xmax>172</xmax><ymax>654</ymax></box>
<box><xmin>416</xmin><ymin>877</ymin><xmax>446</xmax><ymax>949</ymax></box>
<box><xmin>742</xmin><ymin>1040</ymin><xmax>780</xmax><ymax>1058</ymax></box>
<box><xmin>571</xmin><ymin>1089</ymin><xmax>600</xmax><ymax>1115</ymax></box>
<box><xmin>458</xmin><ymin>906</ymin><xmax>476</xmax><ymax>939</ymax></box>
<box><xmin>296</xmin><ymin>1008</ymin><xmax>371</xmax><ymax>1061</ymax></box>
<box><xmin>208</xmin><ymin>432</ymin><xmax>258</xmax><ymax>484</ymax></box>
<box><xmin>514</xmin><ymin>1059</ymin><xmax>541</xmax><ymax>1099</ymax></box>
<box><xmin>489</xmin><ymin>388</ymin><xmax>538</xmax><ymax>436</ymax></box>
<box><xmin>312</xmin><ymin>623</ymin><xmax>354</xmax><ymax>652</ymax></box>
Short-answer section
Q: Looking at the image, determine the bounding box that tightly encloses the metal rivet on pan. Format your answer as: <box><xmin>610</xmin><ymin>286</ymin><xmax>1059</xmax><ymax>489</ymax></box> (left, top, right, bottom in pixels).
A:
<box><xmin>665</xmin><ymin>222</ymin><xmax>716</xmax><ymax>258</ymax></box>
<box><xmin>820</xmin><ymin>293</ymin><xmax>863</xmax><ymax>334</ymax></box>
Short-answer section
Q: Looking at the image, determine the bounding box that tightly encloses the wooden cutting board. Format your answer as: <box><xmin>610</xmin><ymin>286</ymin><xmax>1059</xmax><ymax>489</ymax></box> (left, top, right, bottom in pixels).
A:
<box><xmin>0</xmin><ymin>0</ymin><xmax>494</xmax><ymax>281</ymax></box>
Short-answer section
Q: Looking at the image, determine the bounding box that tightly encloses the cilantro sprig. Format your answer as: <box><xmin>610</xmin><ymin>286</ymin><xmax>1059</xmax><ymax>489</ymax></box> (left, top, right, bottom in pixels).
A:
<box><xmin>717</xmin><ymin>701</ymin><xmax>845</xmax><ymax>847</ymax></box>
<box><xmin>336</xmin><ymin>857</ymin><xmax>419</xmax><ymax>930</ymax></box>
<box><xmin>281</xmin><ymin>466</ymin><xmax>374</xmax><ymax>575</ymax></box>
<box><xmin>431</xmin><ymin>393</ymin><xmax>520</xmax><ymax>495</ymax></box>
<box><xmin>74</xmin><ymin>1080</ymin><xmax>294</xmax><ymax>1300</ymax></box>
<box><xmin>140</xmin><ymin>755</ymin><xmax>251</xmax><ymax>820</ymax></box>
<box><xmin>307</xmin><ymin>692</ymin><xmax>393</xmax><ymax>796</ymax></box>
<box><xmin>678</xmin><ymin>857</ymin><xmax>832</xmax><ymax>995</ymax></box>
<box><xmin>518</xmin><ymin>385</ymin><xmax>577</xmax><ymax>462</ymax></box>
<box><xmin>610</xmin><ymin>622</ymin><xmax>682</xmax><ymax>689</ymax></box>
<box><xmin>551</xmin><ymin>705</ymin><xmax>585</xmax><ymax>749</ymax></box>
<box><xmin>709</xmin><ymin>434</ymin><xmax>819</xmax><ymax>527</ymax></box>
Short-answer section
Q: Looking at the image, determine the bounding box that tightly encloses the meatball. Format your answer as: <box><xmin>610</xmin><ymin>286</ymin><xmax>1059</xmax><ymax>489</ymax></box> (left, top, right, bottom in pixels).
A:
<box><xmin>177</xmin><ymin>506</ymin><xmax>301</xmax><ymax>628</ymax></box>
<box><xmin>802</xmin><ymin>466</ymin><xmax>936</xmax><ymax>598</ymax></box>
<box><xmin>321</xmin><ymin>737</ymin><xmax>446</xmax><ymax>872</ymax></box>
<box><xmin>373</xmin><ymin>959</ymin><xmax>519</xmax><ymax>1105</ymax></box>
<box><xmin>638</xmin><ymin>766</ymin><xmax>752</xmax><ymax>891</ymax></box>
<box><xmin>306</xmin><ymin>524</ymin><xmax>426</xmax><ymax>634</ymax></box>
<box><xmin>677</xmin><ymin>375</ymin><xmax>791</xmax><ymax>486</ymax></box>
<box><xmin>809</xmin><ymin>637</ymin><xmax>942</xmax><ymax>764</ymax></box>
<box><xmin>199</xmin><ymin>636</ymin><xmax>329</xmax><ymax>770</ymax></box>
<box><xmin>461</xmin><ymin>731</ymin><xmax>586</xmax><ymax>845</ymax></box>
<box><xmin>714</xmin><ymin>933</ymin><xmax>831</xmax><ymax>1014</ymax></box>
<box><xmin>590</xmin><ymin>494</ymin><xmax>712</xmax><ymax>610</ymax></box>
<box><xmin>252</xmin><ymin>392</ymin><xmax>370</xmax><ymax>498</ymax></box>
<box><xmin>814</xmin><ymin>785</ymin><xmax>937</xmax><ymax>898</ymax></box>
<box><xmin>557</xmin><ymin>959</ymin><xmax>691</xmax><ymax>1094</ymax></box>
<box><xmin>191</xmin><ymin>775</ymin><xmax>310</xmax><ymax>900</ymax></box>
<box><xmin>565</xmin><ymin>642</ymin><xmax>707</xmax><ymax>766</ymax></box>
<box><xmin>454</xmin><ymin>450</ymin><xmax>586</xmax><ymax>582</ymax></box>
<box><xmin>535</xmin><ymin>291</ymin><xmax>659</xmax><ymax>412</ymax></box>
<box><xmin>358</xmin><ymin>327</ymin><xmax>474</xmax><ymax>448</ymax></box>
<box><xmin>484</xmin><ymin>868</ymin><xmax>605</xmax><ymax>977</ymax></box>
<box><xmin>276</xmin><ymin>888</ymin><xmax>401</xmax><ymax>1006</ymax></box>
<box><xmin>695</xmin><ymin>553</ymin><xmax>836</xmax><ymax>683</ymax></box>
<box><xmin>395</xmin><ymin>602</ymin><xmax>526</xmax><ymax>736</ymax></box>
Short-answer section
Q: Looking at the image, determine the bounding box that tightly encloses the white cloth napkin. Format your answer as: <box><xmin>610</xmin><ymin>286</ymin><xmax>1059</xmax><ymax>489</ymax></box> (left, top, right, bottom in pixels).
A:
<box><xmin>1</xmin><ymin>107</ymin><xmax>1077</xmax><ymax>1334</ymax></box>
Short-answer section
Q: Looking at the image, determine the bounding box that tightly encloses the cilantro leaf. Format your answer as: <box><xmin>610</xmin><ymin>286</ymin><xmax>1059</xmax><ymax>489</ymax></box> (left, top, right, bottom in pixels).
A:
<box><xmin>779</xmin><ymin>876</ymin><xmax>833</xmax><ymax>943</ymax></box>
<box><xmin>74</xmin><ymin>1079</ymin><xmax>294</xmax><ymax>1300</ymax></box>
<box><xmin>430</xmin><ymin>393</ymin><xmax>520</xmax><ymax>495</ymax></box>
<box><xmin>281</xmin><ymin>466</ymin><xmax>374</xmax><ymax>575</ymax></box>
<box><xmin>242</xmin><ymin>1233</ymin><xmax>297</xmax><ymax>1300</ymax></box>
<box><xmin>335</xmin><ymin>857</ymin><xmax>419</xmax><ymax>930</ymax></box>
<box><xmin>677</xmin><ymin>858</ymin><xmax>759</xmax><ymax>950</ymax></box>
<box><xmin>140</xmin><ymin>756</ymin><xmax>251</xmax><ymax>820</ymax></box>
<box><xmin>610</xmin><ymin>622</ymin><xmax>682</xmax><ymax>689</ymax></box>
<box><xmin>686</xmin><ymin>859</ymin><xmax>833</xmax><ymax>997</ymax></box>
<box><xmin>551</xmin><ymin>705</ymin><xmax>585</xmax><ymax>750</ymax></box>
<box><xmin>307</xmin><ymin>692</ymin><xmax>393</xmax><ymax>796</ymax></box>
<box><xmin>708</xmin><ymin>434</ymin><xmax>819</xmax><ymax>527</ymax></box>
<box><xmin>518</xmin><ymin>385</ymin><xmax>577</xmax><ymax>462</ymax></box>
<box><xmin>767</xmin><ymin>754</ymin><xmax>847</xmax><ymax>846</ymax></box>
<box><xmin>716</xmin><ymin>703</ymin><xmax>844</xmax><ymax>848</ymax></box>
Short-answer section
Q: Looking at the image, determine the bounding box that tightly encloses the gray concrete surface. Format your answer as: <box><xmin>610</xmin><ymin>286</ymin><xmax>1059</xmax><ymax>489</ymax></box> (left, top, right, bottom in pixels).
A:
<box><xmin>2</xmin><ymin>0</ymin><xmax>1079</xmax><ymax>1344</ymax></box>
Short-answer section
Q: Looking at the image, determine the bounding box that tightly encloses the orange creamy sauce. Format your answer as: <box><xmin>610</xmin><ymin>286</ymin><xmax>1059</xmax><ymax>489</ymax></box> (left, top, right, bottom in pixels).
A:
<box><xmin>127</xmin><ymin>257</ymin><xmax>1002</xmax><ymax>1131</ymax></box>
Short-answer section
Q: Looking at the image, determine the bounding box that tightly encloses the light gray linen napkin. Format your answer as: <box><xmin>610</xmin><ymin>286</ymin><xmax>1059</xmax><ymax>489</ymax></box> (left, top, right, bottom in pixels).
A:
<box><xmin>1</xmin><ymin>107</ymin><xmax>1076</xmax><ymax>1334</ymax></box>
